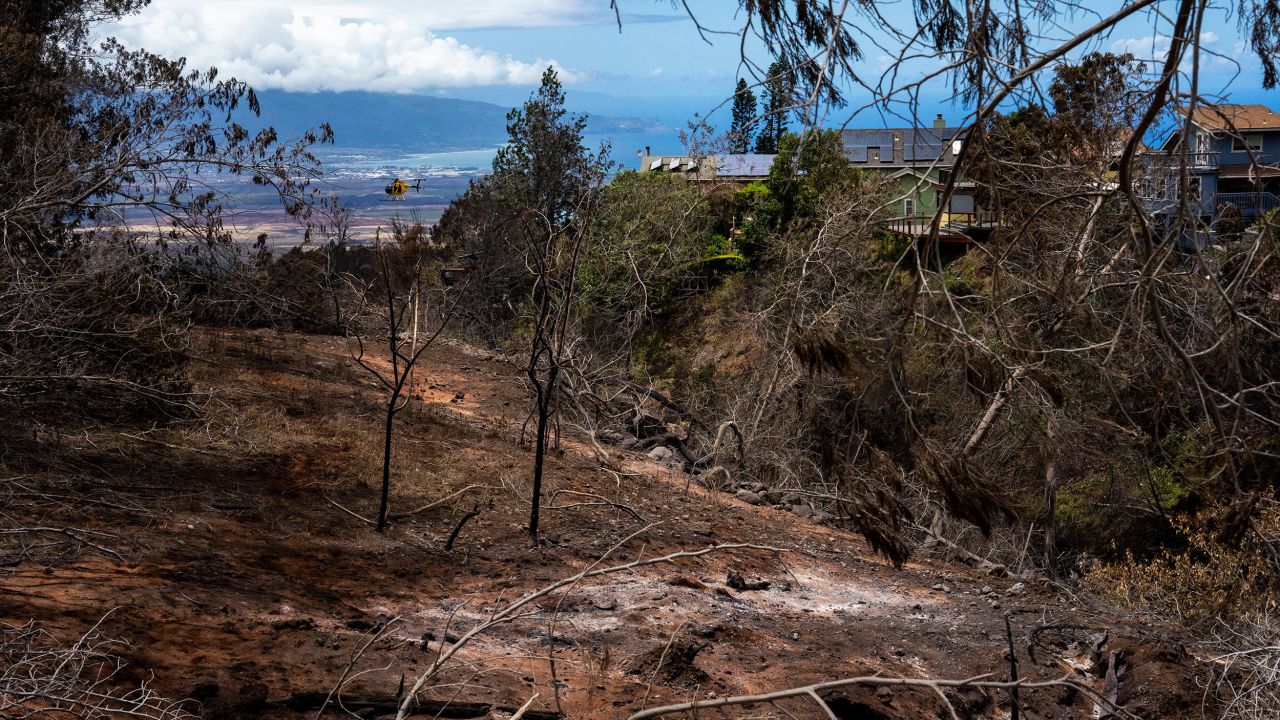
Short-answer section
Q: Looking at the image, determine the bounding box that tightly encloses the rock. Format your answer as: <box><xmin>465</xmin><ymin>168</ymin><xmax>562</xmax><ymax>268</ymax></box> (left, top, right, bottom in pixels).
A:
<box><xmin>734</xmin><ymin>490</ymin><xmax>763</xmax><ymax>505</ymax></box>
<box><xmin>980</xmin><ymin>585</ymin><xmax>994</xmax><ymax>595</ymax></box>
<box><xmin>647</xmin><ymin>445</ymin><xmax>673</xmax><ymax>461</ymax></box>
<box><xmin>985</xmin><ymin>563</ymin><xmax>1009</xmax><ymax>577</ymax></box>
<box><xmin>811</xmin><ymin>511</ymin><xmax>836</xmax><ymax>524</ymax></box>
<box><xmin>790</xmin><ymin>504</ymin><xmax>815</xmax><ymax>518</ymax></box>
<box><xmin>1007</xmin><ymin>582</ymin><xmax>1026</xmax><ymax>596</ymax></box>
<box><xmin>726</xmin><ymin>570</ymin><xmax>770</xmax><ymax>591</ymax></box>
<box><xmin>618</xmin><ymin>437</ymin><xmax>639</xmax><ymax>450</ymax></box>
<box><xmin>591</xmin><ymin>594</ymin><xmax>618</xmax><ymax>611</ymax></box>
<box><xmin>931</xmin><ymin>583</ymin><xmax>951</xmax><ymax>593</ymax></box>
<box><xmin>270</xmin><ymin>617</ymin><xmax>314</xmax><ymax>632</ymax></box>
<box><xmin>632</xmin><ymin>411</ymin><xmax>666</xmax><ymax>439</ymax></box>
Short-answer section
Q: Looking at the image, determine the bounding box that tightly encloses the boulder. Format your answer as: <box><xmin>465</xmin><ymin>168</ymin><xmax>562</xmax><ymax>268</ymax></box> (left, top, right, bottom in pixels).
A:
<box><xmin>647</xmin><ymin>445</ymin><xmax>673</xmax><ymax>461</ymax></box>
<box><xmin>735</xmin><ymin>490</ymin><xmax>764</xmax><ymax>505</ymax></box>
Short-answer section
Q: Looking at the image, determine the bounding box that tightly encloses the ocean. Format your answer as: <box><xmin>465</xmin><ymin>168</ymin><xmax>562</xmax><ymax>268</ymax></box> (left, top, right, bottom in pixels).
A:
<box><xmin>130</xmin><ymin>130</ymin><xmax>678</xmax><ymax>250</ymax></box>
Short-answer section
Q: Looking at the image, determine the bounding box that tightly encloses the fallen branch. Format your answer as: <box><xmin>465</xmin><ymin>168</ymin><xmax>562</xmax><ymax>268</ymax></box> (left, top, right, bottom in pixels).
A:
<box><xmin>545</xmin><ymin>490</ymin><xmax>645</xmax><ymax>524</ymax></box>
<box><xmin>444</xmin><ymin>506</ymin><xmax>482</xmax><ymax>551</ymax></box>
<box><xmin>913</xmin><ymin>523</ymin><xmax>1003</xmax><ymax>572</ymax></box>
<box><xmin>0</xmin><ymin>527</ymin><xmax>123</xmax><ymax>562</ymax></box>
<box><xmin>391</xmin><ymin>484</ymin><xmax>497</xmax><ymax>520</ymax></box>
<box><xmin>323</xmin><ymin>493</ymin><xmax>375</xmax><ymax>525</ymax></box>
<box><xmin>315</xmin><ymin>617</ymin><xmax>400</xmax><ymax>720</ymax></box>
<box><xmin>628</xmin><ymin>672</ymin><xmax>1108</xmax><ymax>720</ymax></box>
<box><xmin>510</xmin><ymin>693</ymin><xmax>540</xmax><ymax>720</ymax></box>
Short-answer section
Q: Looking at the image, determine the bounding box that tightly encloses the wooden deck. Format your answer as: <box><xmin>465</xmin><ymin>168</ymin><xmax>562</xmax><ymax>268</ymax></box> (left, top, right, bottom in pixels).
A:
<box><xmin>883</xmin><ymin>212</ymin><xmax>999</xmax><ymax>244</ymax></box>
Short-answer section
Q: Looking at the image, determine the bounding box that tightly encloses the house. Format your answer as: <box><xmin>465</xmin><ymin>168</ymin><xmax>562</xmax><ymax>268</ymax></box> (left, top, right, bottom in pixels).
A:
<box><xmin>1145</xmin><ymin>103</ymin><xmax>1280</xmax><ymax>226</ymax></box>
<box><xmin>639</xmin><ymin>115</ymin><xmax>994</xmax><ymax>243</ymax></box>
<box><xmin>637</xmin><ymin>152</ymin><xmax>773</xmax><ymax>185</ymax></box>
<box><xmin>839</xmin><ymin>114</ymin><xmax>990</xmax><ymax>242</ymax></box>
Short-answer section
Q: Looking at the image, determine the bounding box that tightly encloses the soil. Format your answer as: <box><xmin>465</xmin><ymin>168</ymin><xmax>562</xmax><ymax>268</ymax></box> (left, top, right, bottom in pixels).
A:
<box><xmin>1</xmin><ymin>328</ymin><xmax>1211</xmax><ymax>719</ymax></box>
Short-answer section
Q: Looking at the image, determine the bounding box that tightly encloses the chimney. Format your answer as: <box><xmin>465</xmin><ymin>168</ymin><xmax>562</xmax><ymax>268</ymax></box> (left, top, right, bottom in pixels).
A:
<box><xmin>645</xmin><ymin>145</ymin><xmax>651</xmax><ymax>156</ymax></box>
<box><xmin>933</xmin><ymin>113</ymin><xmax>946</xmax><ymax>129</ymax></box>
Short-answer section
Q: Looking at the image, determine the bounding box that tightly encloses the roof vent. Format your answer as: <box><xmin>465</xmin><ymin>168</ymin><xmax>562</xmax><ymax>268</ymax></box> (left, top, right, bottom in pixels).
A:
<box><xmin>933</xmin><ymin>113</ymin><xmax>946</xmax><ymax>129</ymax></box>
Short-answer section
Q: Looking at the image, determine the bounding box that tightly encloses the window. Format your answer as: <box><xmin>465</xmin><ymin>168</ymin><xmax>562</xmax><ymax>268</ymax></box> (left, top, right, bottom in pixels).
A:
<box><xmin>904</xmin><ymin>198</ymin><xmax>916</xmax><ymax>217</ymax></box>
<box><xmin>1232</xmin><ymin>134</ymin><xmax>1263</xmax><ymax>152</ymax></box>
<box><xmin>1188</xmin><ymin>176</ymin><xmax>1201</xmax><ymax>201</ymax></box>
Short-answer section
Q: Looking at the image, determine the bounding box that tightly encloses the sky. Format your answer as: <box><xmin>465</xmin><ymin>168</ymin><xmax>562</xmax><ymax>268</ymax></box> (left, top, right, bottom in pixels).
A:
<box><xmin>103</xmin><ymin>1</ymin><xmax>1279</xmax><ymax>130</ymax></box>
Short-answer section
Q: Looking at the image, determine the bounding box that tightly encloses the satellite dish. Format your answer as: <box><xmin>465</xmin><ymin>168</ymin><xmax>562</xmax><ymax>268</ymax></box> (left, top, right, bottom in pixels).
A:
<box><xmin>635</xmin><ymin>147</ymin><xmax>644</xmax><ymax>159</ymax></box>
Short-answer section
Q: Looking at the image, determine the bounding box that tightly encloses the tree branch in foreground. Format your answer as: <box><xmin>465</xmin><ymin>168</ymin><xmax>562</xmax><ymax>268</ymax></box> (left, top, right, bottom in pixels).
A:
<box><xmin>628</xmin><ymin>672</ymin><xmax>1126</xmax><ymax>720</ymax></box>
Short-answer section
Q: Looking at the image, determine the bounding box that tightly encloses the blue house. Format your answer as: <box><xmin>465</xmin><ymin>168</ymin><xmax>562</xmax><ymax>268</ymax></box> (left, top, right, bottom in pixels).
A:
<box><xmin>1146</xmin><ymin>103</ymin><xmax>1280</xmax><ymax>227</ymax></box>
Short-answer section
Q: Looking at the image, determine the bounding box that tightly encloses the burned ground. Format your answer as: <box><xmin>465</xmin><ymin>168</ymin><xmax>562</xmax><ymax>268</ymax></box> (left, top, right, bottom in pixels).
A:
<box><xmin>1</xmin><ymin>328</ymin><xmax>1211</xmax><ymax>719</ymax></box>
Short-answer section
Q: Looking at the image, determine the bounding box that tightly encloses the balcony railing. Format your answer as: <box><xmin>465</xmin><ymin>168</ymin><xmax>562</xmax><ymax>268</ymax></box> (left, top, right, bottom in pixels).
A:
<box><xmin>882</xmin><ymin>211</ymin><xmax>998</xmax><ymax>238</ymax></box>
<box><xmin>1143</xmin><ymin>151</ymin><xmax>1219</xmax><ymax>169</ymax></box>
<box><xmin>1216</xmin><ymin>192</ymin><xmax>1280</xmax><ymax>217</ymax></box>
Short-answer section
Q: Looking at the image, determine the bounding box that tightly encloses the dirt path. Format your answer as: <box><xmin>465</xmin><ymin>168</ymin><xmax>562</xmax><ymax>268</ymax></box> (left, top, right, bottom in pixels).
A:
<box><xmin>1</xmin><ymin>330</ymin><xmax>1204</xmax><ymax>719</ymax></box>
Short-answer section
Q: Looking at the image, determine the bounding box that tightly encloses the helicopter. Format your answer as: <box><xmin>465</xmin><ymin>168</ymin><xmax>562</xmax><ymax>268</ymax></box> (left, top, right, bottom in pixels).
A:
<box><xmin>384</xmin><ymin>178</ymin><xmax>422</xmax><ymax>201</ymax></box>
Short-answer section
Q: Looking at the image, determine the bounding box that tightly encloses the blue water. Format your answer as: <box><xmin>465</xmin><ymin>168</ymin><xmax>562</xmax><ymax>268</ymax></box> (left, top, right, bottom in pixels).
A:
<box><xmin>126</xmin><ymin>129</ymin><xmax>686</xmax><ymax>246</ymax></box>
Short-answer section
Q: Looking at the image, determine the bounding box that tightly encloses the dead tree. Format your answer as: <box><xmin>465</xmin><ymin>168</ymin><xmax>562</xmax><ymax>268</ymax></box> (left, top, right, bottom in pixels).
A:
<box><xmin>349</xmin><ymin>219</ymin><xmax>460</xmax><ymax>532</ymax></box>
<box><xmin>524</xmin><ymin>210</ymin><xmax>595</xmax><ymax>545</ymax></box>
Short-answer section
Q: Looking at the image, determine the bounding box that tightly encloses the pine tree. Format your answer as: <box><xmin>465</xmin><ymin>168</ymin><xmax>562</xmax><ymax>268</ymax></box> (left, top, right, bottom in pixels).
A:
<box><xmin>729</xmin><ymin>79</ymin><xmax>757</xmax><ymax>154</ymax></box>
<box><xmin>753</xmin><ymin>58</ymin><xmax>793</xmax><ymax>154</ymax></box>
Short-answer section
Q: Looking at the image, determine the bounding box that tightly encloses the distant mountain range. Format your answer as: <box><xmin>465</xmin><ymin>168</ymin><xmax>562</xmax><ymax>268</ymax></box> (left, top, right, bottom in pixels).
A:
<box><xmin>245</xmin><ymin>90</ymin><xmax>671</xmax><ymax>151</ymax></box>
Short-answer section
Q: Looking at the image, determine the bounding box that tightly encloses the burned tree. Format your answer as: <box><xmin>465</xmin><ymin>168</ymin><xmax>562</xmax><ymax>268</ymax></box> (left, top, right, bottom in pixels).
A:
<box><xmin>444</xmin><ymin>68</ymin><xmax>610</xmax><ymax>544</ymax></box>
<box><xmin>348</xmin><ymin>218</ymin><xmax>459</xmax><ymax>532</ymax></box>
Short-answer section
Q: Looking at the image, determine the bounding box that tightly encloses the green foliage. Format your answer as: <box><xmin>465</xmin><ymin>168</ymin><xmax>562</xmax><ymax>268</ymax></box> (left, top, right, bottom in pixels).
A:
<box><xmin>732</xmin><ymin>130</ymin><xmax>871</xmax><ymax>264</ymax></box>
<box><xmin>941</xmin><ymin>253</ymin><xmax>984</xmax><ymax>298</ymax></box>
<box><xmin>582</xmin><ymin>170</ymin><xmax>733</xmax><ymax>326</ymax></box>
<box><xmin>769</xmin><ymin>130</ymin><xmax>869</xmax><ymax>222</ymax></box>
<box><xmin>753</xmin><ymin>58</ymin><xmax>793</xmax><ymax>154</ymax></box>
<box><xmin>491</xmin><ymin>67</ymin><xmax>608</xmax><ymax>230</ymax></box>
<box><xmin>733</xmin><ymin>180</ymin><xmax>780</xmax><ymax>264</ymax></box>
<box><xmin>435</xmin><ymin>67</ymin><xmax>610</xmax><ymax>338</ymax></box>
<box><xmin>729</xmin><ymin>78</ymin><xmax>757</xmax><ymax>154</ymax></box>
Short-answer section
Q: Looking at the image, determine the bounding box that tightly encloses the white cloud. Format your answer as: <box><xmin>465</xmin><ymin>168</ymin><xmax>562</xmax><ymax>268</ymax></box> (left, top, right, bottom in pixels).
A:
<box><xmin>648</xmin><ymin>67</ymin><xmax>664</xmax><ymax>77</ymax></box>
<box><xmin>102</xmin><ymin>0</ymin><xmax>588</xmax><ymax>92</ymax></box>
<box><xmin>1109</xmin><ymin>32</ymin><xmax>1221</xmax><ymax>64</ymax></box>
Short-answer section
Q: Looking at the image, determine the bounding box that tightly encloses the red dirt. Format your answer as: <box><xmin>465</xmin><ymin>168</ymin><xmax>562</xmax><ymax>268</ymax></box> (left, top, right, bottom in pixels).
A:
<box><xmin>1</xmin><ymin>329</ymin><xmax>1210</xmax><ymax>719</ymax></box>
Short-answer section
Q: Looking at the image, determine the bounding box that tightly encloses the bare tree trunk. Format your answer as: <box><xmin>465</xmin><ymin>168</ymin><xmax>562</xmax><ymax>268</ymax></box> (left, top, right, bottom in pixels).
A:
<box><xmin>529</xmin><ymin>398</ymin><xmax>549</xmax><ymax>544</ymax></box>
<box><xmin>377</xmin><ymin>394</ymin><xmax>397</xmax><ymax>533</ymax></box>
<box><xmin>529</xmin><ymin>364</ymin><xmax>558</xmax><ymax>545</ymax></box>
<box><xmin>1042</xmin><ymin>418</ymin><xmax>1059</xmax><ymax>576</ymax></box>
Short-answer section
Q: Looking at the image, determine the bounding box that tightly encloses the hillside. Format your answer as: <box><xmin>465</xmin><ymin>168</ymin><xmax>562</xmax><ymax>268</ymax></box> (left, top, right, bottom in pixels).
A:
<box><xmin>246</xmin><ymin>90</ymin><xmax>669</xmax><ymax>151</ymax></box>
<box><xmin>0</xmin><ymin>327</ymin><xmax>1208</xmax><ymax>719</ymax></box>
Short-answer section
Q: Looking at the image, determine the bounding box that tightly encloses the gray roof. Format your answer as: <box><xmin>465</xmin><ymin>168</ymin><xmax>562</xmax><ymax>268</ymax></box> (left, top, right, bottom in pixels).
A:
<box><xmin>716</xmin><ymin>154</ymin><xmax>775</xmax><ymax>177</ymax></box>
<box><xmin>840</xmin><ymin>127</ymin><xmax>967</xmax><ymax>167</ymax></box>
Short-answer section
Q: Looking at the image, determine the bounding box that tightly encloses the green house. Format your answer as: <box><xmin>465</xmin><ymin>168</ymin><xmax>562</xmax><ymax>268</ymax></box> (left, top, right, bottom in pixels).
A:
<box><xmin>839</xmin><ymin>115</ymin><xmax>983</xmax><ymax>233</ymax></box>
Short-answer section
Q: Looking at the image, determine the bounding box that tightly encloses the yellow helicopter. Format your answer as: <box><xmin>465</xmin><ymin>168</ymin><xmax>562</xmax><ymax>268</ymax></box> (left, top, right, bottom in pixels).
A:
<box><xmin>384</xmin><ymin>178</ymin><xmax>422</xmax><ymax>200</ymax></box>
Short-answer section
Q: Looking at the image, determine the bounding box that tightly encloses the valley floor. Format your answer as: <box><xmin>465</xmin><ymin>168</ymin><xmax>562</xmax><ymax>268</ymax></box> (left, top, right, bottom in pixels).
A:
<box><xmin>1</xmin><ymin>328</ymin><xmax>1208</xmax><ymax>719</ymax></box>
